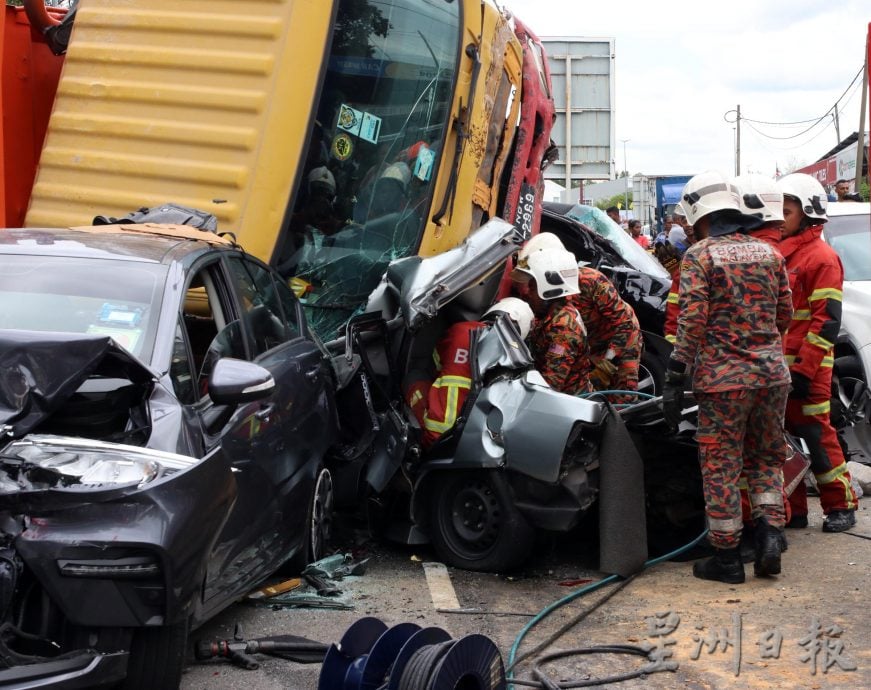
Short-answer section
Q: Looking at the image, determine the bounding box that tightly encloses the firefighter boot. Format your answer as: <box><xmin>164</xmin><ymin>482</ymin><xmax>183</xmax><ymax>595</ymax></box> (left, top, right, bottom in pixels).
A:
<box><xmin>738</xmin><ymin>522</ymin><xmax>755</xmax><ymax>563</ymax></box>
<box><xmin>822</xmin><ymin>509</ymin><xmax>856</xmax><ymax>533</ymax></box>
<box><xmin>692</xmin><ymin>547</ymin><xmax>745</xmax><ymax>584</ymax></box>
<box><xmin>753</xmin><ymin>517</ymin><xmax>783</xmax><ymax>577</ymax></box>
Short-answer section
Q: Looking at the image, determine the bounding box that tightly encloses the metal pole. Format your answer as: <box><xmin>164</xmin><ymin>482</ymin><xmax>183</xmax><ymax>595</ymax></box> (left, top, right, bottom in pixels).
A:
<box><xmin>736</xmin><ymin>104</ymin><xmax>741</xmax><ymax>175</ymax></box>
<box><xmin>855</xmin><ymin>53</ymin><xmax>868</xmax><ymax>193</ymax></box>
<box><xmin>833</xmin><ymin>103</ymin><xmax>841</xmax><ymax>145</ymax></box>
<box><xmin>620</xmin><ymin>138</ymin><xmax>630</xmax><ymax>213</ymax></box>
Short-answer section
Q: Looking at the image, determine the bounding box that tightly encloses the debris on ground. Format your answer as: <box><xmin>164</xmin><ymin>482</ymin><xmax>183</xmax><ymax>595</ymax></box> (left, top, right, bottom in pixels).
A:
<box><xmin>194</xmin><ymin>624</ymin><xmax>327</xmax><ymax>670</ymax></box>
<box><xmin>246</xmin><ymin>578</ymin><xmax>302</xmax><ymax>600</ymax></box>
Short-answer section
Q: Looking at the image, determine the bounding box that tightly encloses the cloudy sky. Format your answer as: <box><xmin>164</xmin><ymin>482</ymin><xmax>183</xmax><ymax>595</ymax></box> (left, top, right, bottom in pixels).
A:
<box><xmin>502</xmin><ymin>0</ymin><xmax>869</xmax><ymax>179</ymax></box>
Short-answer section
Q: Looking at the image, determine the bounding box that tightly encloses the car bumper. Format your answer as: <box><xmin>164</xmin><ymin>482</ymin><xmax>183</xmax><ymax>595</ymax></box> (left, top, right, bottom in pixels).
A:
<box><xmin>0</xmin><ymin>651</ymin><xmax>128</xmax><ymax>689</ymax></box>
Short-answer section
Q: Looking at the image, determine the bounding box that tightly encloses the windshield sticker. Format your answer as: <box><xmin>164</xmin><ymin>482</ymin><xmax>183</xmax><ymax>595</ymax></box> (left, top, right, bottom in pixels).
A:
<box><xmin>86</xmin><ymin>325</ymin><xmax>142</xmax><ymax>352</ymax></box>
<box><xmin>359</xmin><ymin>112</ymin><xmax>382</xmax><ymax>144</ymax></box>
<box><xmin>331</xmin><ymin>133</ymin><xmax>354</xmax><ymax>161</ymax></box>
<box><xmin>336</xmin><ymin>104</ymin><xmax>363</xmax><ymax>137</ymax></box>
<box><xmin>98</xmin><ymin>303</ymin><xmax>143</xmax><ymax>327</ymax></box>
<box><xmin>413</xmin><ymin>145</ymin><xmax>435</xmax><ymax>182</ymax></box>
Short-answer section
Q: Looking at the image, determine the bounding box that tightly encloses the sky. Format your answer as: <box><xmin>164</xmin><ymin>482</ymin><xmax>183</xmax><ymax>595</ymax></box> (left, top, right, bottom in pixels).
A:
<box><xmin>500</xmin><ymin>0</ymin><xmax>869</xmax><ymax>180</ymax></box>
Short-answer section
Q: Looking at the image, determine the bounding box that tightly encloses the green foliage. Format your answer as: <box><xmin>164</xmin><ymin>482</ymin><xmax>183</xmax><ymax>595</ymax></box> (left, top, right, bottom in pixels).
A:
<box><xmin>860</xmin><ymin>179</ymin><xmax>870</xmax><ymax>202</ymax></box>
<box><xmin>332</xmin><ymin>0</ymin><xmax>390</xmax><ymax>58</ymax></box>
<box><xmin>594</xmin><ymin>191</ymin><xmax>633</xmax><ymax>211</ymax></box>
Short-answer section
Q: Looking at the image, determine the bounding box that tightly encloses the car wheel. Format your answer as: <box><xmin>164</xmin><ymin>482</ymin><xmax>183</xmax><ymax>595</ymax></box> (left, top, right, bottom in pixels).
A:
<box><xmin>121</xmin><ymin>619</ymin><xmax>188</xmax><ymax>690</ymax></box>
<box><xmin>835</xmin><ymin>355</ymin><xmax>863</xmax><ymax>381</ymax></box>
<box><xmin>430</xmin><ymin>471</ymin><xmax>534</xmax><ymax>572</ymax></box>
<box><xmin>638</xmin><ymin>349</ymin><xmax>665</xmax><ymax>396</ymax></box>
<box><xmin>285</xmin><ymin>466</ymin><xmax>334</xmax><ymax>573</ymax></box>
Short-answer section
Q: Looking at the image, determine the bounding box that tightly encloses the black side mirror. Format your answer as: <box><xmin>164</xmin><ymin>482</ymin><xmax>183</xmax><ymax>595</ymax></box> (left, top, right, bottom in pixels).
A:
<box><xmin>208</xmin><ymin>358</ymin><xmax>274</xmax><ymax>405</ymax></box>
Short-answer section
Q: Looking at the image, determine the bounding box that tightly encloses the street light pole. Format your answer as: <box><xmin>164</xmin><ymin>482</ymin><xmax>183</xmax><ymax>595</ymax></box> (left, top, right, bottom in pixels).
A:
<box><xmin>620</xmin><ymin>138</ymin><xmax>630</xmax><ymax>215</ymax></box>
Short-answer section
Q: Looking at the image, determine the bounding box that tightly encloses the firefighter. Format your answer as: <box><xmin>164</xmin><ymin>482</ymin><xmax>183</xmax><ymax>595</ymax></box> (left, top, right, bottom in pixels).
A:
<box><xmin>411</xmin><ymin>298</ymin><xmax>534</xmax><ymax>448</ymax></box>
<box><xmin>663</xmin><ymin>171</ymin><xmax>793</xmax><ymax>583</ymax></box>
<box><xmin>776</xmin><ymin>173</ymin><xmax>858</xmax><ymax>532</ymax></box>
<box><xmin>662</xmin><ymin>202</ymin><xmax>694</xmax><ymax>344</ymax></box>
<box><xmin>512</xmin><ymin>247</ymin><xmax>592</xmax><ymax>394</ymax></box>
<box><xmin>515</xmin><ymin>233</ymin><xmax>642</xmax><ymax>394</ymax></box>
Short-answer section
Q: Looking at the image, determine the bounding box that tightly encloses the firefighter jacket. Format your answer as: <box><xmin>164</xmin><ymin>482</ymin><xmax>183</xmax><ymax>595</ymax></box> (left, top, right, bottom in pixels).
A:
<box><xmin>569</xmin><ymin>267</ymin><xmax>641</xmax><ymax>360</ymax></box>
<box><xmin>778</xmin><ymin>225</ymin><xmax>843</xmax><ymax>383</ymax></box>
<box><xmin>421</xmin><ymin>321</ymin><xmax>484</xmax><ymax>447</ymax></box>
<box><xmin>529</xmin><ymin>301</ymin><xmax>592</xmax><ymax>395</ymax></box>
<box><xmin>671</xmin><ymin>234</ymin><xmax>792</xmax><ymax>392</ymax></box>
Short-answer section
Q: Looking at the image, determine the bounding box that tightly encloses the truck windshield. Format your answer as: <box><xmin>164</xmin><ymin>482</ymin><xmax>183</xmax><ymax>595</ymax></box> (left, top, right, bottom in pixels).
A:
<box><xmin>275</xmin><ymin>0</ymin><xmax>461</xmax><ymax>339</ymax></box>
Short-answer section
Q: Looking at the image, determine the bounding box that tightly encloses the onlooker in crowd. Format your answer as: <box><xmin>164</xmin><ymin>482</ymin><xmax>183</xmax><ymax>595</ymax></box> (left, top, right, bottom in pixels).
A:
<box><xmin>628</xmin><ymin>219</ymin><xmax>649</xmax><ymax>249</ymax></box>
<box><xmin>606</xmin><ymin>206</ymin><xmax>621</xmax><ymax>224</ymax></box>
<box><xmin>777</xmin><ymin>173</ymin><xmax>858</xmax><ymax>532</ymax></box>
<box><xmin>664</xmin><ymin>171</ymin><xmax>792</xmax><ymax>583</ymax></box>
<box><xmin>662</xmin><ymin>203</ymin><xmax>697</xmax><ymax>342</ymax></box>
<box><xmin>834</xmin><ymin>178</ymin><xmax>862</xmax><ymax>202</ymax></box>
<box><xmin>515</xmin><ymin>233</ymin><xmax>642</xmax><ymax>395</ymax></box>
<box><xmin>513</xmin><ymin>248</ymin><xmax>592</xmax><ymax>394</ymax></box>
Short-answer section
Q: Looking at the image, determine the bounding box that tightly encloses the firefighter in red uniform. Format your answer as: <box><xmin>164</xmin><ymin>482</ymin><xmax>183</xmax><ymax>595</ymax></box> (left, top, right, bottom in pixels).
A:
<box><xmin>407</xmin><ymin>298</ymin><xmax>534</xmax><ymax>448</ymax></box>
<box><xmin>663</xmin><ymin>202</ymin><xmax>694</xmax><ymax>345</ymax></box>
<box><xmin>512</xmin><ymin>247</ymin><xmax>592</xmax><ymax>394</ymax></box>
<box><xmin>516</xmin><ymin>233</ymin><xmax>641</xmax><ymax>393</ymax></box>
<box><xmin>777</xmin><ymin>173</ymin><xmax>858</xmax><ymax>533</ymax></box>
<box><xmin>663</xmin><ymin>171</ymin><xmax>793</xmax><ymax>583</ymax></box>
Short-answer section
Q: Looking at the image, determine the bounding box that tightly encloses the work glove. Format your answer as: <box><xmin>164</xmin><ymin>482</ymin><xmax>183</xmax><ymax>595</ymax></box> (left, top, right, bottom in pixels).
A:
<box><xmin>589</xmin><ymin>357</ymin><xmax>618</xmax><ymax>389</ymax></box>
<box><xmin>662</xmin><ymin>369</ymin><xmax>687</xmax><ymax>431</ymax></box>
<box><xmin>789</xmin><ymin>371</ymin><xmax>812</xmax><ymax>400</ymax></box>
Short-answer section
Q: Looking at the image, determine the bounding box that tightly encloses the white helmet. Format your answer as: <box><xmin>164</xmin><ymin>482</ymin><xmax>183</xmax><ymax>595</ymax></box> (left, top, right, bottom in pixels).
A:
<box><xmin>680</xmin><ymin>171</ymin><xmax>741</xmax><ymax>226</ymax></box>
<box><xmin>484</xmin><ymin>297</ymin><xmax>535</xmax><ymax>339</ymax></box>
<box><xmin>733</xmin><ymin>174</ymin><xmax>784</xmax><ymax>223</ymax></box>
<box><xmin>672</xmin><ymin>201</ymin><xmax>687</xmax><ymax>219</ymax></box>
<box><xmin>513</xmin><ymin>248</ymin><xmax>580</xmax><ymax>300</ymax></box>
<box><xmin>777</xmin><ymin>173</ymin><xmax>827</xmax><ymax>222</ymax></box>
<box><xmin>379</xmin><ymin>162</ymin><xmax>412</xmax><ymax>192</ymax></box>
<box><xmin>516</xmin><ymin>232</ymin><xmax>565</xmax><ymax>266</ymax></box>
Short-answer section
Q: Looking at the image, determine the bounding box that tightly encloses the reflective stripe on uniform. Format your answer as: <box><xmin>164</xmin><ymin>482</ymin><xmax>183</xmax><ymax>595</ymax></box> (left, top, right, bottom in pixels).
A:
<box><xmin>792</xmin><ymin>309</ymin><xmax>811</xmax><ymax>320</ymax></box>
<box><xmin>706</xmin><ymin>515</ymin><xmax>744</xmax><ymax>533</ymax></box>
<box><xmin>424</xmin><ymin>375</ymin><xmax>472</xmax><ymax>433</ymax></box>
<box><xmin>737</xmin><ymin>477</ymin><xmax>749</xmax><ymax>490</ymax></box>
<box><xmin>665</xmin><ymin>334</ymin><xmax>676</xmax><ymax>343</ymax></box>
<box><xmin>749</xmin><ymin>492</ymin><xmax>783</xmax><ymax>507</ymax></box>
<box><xmin>814</xmin><ymin>462</ymin><xmax>848</xmax><ymax>486</ymax></box>
<box><xmin>821</xmin><ymin>355</ymin><xmax>833</xmax><ymax>368</ymax></box>
<box><xmin>431</xmin><ymin>375</ymin><xmax>472</xmax><ymax>389</ymax></box>
<box><xmin>802</xmin><ymin>400</ymin><xmax>830</xmax><ymax>416</ymax></box>
<box><xmin>409</xmin><ymin>390</ymin><xmax>423</xmax><ymax>407</ymax></box>
<box><xmin>808</xmin><ymin>288</ymin><xmax>842</xmax><ymax>302</ymax></box>
<box><xmin>805</xmin><ymin>331</ymin><xmax>834</xmax><ymax>351</ymax></box>
<box><xmin>667</xmin><ymin>292</ymin><xmax>679</xmax><ymax>304</ymax></box>
<box><xmin>785</xmin><ymin>354</ymin><xmax>795</xmax><ymax>365</ymax></box>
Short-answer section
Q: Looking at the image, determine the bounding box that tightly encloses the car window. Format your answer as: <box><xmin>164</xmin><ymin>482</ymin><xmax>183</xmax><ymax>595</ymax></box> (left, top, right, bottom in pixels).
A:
<box><xmin>825</xmin><ymin>214</ymin><xmax>871</xmax><ymax>281</ymax></box>
<box><xmin>227</xmin><ymin>257</ymin><xmax>295</xmax><ymax>357</ymax></box>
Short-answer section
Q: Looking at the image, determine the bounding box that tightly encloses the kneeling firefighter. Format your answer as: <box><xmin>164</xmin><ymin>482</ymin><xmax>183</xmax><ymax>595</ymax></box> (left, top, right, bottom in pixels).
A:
<box><xmin>663</xmin><ymin>171</ymin><xmax>793</xmax><ymax>583</ymax></box>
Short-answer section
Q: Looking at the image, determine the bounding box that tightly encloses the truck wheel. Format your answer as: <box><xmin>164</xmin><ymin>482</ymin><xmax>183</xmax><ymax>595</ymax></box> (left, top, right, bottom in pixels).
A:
<box><xmin>122</xmin><ymin>619</ymin><xmax>188</xmax><ymax>690</ymax></box>
<box><xmin>285</xmin><ymin>466</ymin><xmax>334</xmax><ymax>573</ymax></box>
<box><xmin>430</xmin><ymin>471</ymin><xmax>534</xmax><ymax>572</ymax></box>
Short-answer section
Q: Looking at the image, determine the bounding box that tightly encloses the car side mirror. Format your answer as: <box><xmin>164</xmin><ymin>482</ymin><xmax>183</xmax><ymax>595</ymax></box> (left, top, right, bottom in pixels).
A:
<box><xmin>208</xmin><ymin>358</ymin><xmax>274</xmax><ymax>405</ymax></box>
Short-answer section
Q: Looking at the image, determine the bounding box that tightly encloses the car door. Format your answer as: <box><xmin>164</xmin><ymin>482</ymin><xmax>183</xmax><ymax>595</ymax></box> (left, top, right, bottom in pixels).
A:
<box><xmin>221</xmin><ymin>256</ymin><xmax>334</xmax><ymax>572</ymax></box>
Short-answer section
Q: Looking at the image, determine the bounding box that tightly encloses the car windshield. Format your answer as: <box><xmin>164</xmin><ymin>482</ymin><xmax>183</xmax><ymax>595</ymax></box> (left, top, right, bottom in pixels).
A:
<box><xmin>825</xmin><ymin>214</ymin><xmax>871</xmax><ymax>281</ymax></box>
<box><xmin>564</xmin><ymin>205</ymin><xmax>670</xmax><ymax>280</ymax></box>
<box><xmin>0</xmin><ymin>255</ymin><xmax>166</xmax><ymax>361</ymax></box>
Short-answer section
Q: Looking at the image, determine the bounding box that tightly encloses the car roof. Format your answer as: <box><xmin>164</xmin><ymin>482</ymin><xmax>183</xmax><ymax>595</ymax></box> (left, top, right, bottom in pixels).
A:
<box><xmin>0</xmin><ymin>224</ymin><xmax>238</xmax><ymax>264</ymax></box>
<box><xmin>827</xmin><ymin>201</ymin><xmax>870</xmax><ymax>218</ymax></box>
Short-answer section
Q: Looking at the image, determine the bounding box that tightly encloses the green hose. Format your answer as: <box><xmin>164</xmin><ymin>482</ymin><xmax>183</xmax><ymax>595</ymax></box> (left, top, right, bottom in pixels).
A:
<box><xmin>506</xmin><ymin>528</ymin><xmax>709</xmax><ymax>687</ymax></box>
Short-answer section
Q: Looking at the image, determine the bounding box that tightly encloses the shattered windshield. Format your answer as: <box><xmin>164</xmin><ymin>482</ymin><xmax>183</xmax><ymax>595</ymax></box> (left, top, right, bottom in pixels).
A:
<box><xmin>273</xmin><ymin>0</ymin><xmax>461</xmax><ymax>340</ymax></box>
<box><xmin>0</xmin><ymin>255</ymin><xmax>166</xmax><ymax>361</ymax></box>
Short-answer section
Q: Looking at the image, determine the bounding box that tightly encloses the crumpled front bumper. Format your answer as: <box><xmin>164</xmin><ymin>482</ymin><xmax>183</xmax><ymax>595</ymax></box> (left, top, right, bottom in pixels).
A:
<box><xmin>0</xmin><ymin>650</ymin><xmax>128</xmax><ymax>689</ymax></box>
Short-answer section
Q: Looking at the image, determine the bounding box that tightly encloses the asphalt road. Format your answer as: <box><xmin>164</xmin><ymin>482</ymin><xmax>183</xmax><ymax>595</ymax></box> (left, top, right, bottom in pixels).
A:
<box><xmin>181</xmin><ymin>500</ymin><xmax>870</xmax><ymax>690</ymax></box>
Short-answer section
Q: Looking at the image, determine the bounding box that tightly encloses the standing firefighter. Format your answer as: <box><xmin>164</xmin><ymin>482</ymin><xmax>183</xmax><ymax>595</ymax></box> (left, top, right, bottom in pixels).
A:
<box><xmin>513</xmin><ymin>247</ymin><xmax>592</xmax><ymax>394</ymax></box>
<box><xmin>663</xmin><ymin>171</ymin><xmax>793</xmax><ymax>583</ymax></box>
<box><xmin>516</xmin><ymin>233</ymin><xmax>642</xmax><ymax>394</ymax></box>
<box><xmin>777</xmin><ymin>173</ymin><xmax>858</xmax><ymax>532</ymax></box>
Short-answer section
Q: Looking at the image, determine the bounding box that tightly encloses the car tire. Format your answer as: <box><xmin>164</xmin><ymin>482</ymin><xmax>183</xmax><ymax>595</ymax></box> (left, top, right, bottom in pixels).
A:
<box><xmin>429</xmin><ymin>471</ymin><xmax>534</xmax><ymax>572</ymax></box>
<box><xmin>638</xmin><ymin>348</ymin><xmax>665</xmax><ymax>396</ymax></box>
<box><xmin>285</xmin><ymin>466</ymin><xmax>334</xmax><ymax>573</ymax></box>
<box><xmin>121</xmin><ymin>619</ymin><xmax>188</xmax><ymax>690</ymax></box>
<box><xmin>835</xmin><ymin>355</ymin><xmax>863</xmax><ymax>381</ymax></box>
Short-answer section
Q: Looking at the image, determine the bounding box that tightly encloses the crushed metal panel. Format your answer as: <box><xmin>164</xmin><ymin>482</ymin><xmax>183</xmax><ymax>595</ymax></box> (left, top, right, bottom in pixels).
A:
<box><xmin>26</xmin><ymin>0</ymin><xmax>333</xmax><ymax>262</ymax></box>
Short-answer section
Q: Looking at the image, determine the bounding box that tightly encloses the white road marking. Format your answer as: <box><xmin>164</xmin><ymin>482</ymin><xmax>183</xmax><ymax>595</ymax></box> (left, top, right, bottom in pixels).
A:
<box><xmin>422</xmin><ymin>561</ymin><xmax>461</xmax><ymax>611</ymax></box>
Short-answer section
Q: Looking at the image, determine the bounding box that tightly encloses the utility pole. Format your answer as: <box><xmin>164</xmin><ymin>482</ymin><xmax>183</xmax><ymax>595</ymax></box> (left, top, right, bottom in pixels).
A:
<box><xmin>855</xmin><ymin>54</ymin><xmax>868</xmax><ymax>193</ymax></box>
<box><xmin>833</xmin><ymin>103</ymin><xmax>841</xmax><ymax>144</ymax></box>
<box><xmin>735</xmin><ymin>104</ymin><xmax>741</xmax><ymax>176</ymax></box>
<box><xmin>620</xmin><ymin>138</ymin><xmax>630</xmax><ymax>213</ymax></box>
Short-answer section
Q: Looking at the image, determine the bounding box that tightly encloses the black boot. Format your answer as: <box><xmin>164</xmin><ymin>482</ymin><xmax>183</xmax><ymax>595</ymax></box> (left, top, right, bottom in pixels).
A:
<box><xmin>738</xmin><ymin>523</ymin><xmax>755</xmax><ymax>564</ymax></box>
<box><xmin>753</xmin><ymin>517</ymin><xmax>784</xmax><ymax>577</ymax></box>
<box><xmin>822</xmin><ymin>509</ymin><xmax>856</xmax><ymax>533</ymax></box>
<box><xmin>693</xmin><ymin>547</ymin><xmax>745</xmax><ymax>584</ymax></box>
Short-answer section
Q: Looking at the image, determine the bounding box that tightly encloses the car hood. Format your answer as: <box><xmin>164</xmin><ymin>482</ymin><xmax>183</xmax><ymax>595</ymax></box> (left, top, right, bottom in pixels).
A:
<box><xmin>385</xmin><ymin>218</ymin><xmax>517</xmax><ymax>330</ymax></box>
<box><xmin>0</xmin><ymin>331</ymin><xmax>155</xmax><ymax>440</ymax></box>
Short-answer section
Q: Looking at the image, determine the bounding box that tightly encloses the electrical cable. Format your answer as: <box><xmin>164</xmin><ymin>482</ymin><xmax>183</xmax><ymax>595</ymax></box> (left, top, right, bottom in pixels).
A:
<box><xmin>506</xmin><ymin>528</ymin><xmax>709</xmax><ymax>689</ymax></box>
<box><xmin>841</xmin><ymin>530</ymin><xmax>871</xmax><ymax>541</ymax></box>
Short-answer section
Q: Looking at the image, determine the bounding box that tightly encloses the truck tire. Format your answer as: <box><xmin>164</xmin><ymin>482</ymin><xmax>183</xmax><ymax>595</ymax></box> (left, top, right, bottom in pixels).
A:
<box><xmin>430</xmin><ymin>471</ymin><xmax>534</xmax><ymax>572</ymax></box>
<box><xmin>122</xmin><ymin>619</ymin><xmax>189</xmax><ymax>690</ymax></box>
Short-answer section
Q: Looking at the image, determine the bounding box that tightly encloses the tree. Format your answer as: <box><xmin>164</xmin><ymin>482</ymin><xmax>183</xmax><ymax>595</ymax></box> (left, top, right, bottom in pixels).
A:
<box><xmin>595</xmin><ymin>191</ymin><xmax>633</xmax><ymax>211</ymax></box>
